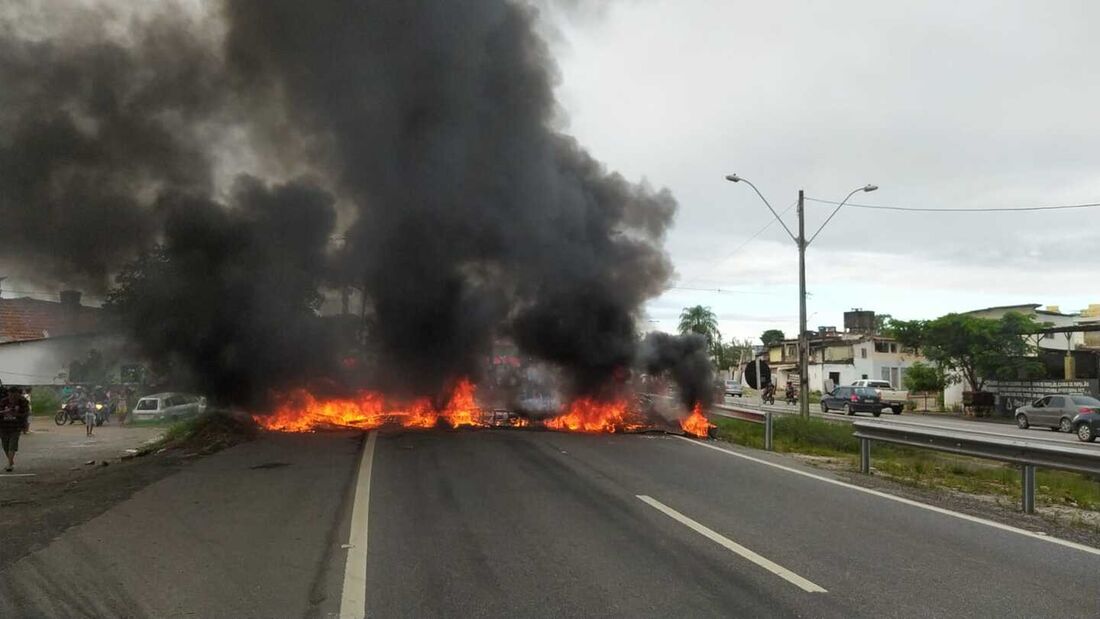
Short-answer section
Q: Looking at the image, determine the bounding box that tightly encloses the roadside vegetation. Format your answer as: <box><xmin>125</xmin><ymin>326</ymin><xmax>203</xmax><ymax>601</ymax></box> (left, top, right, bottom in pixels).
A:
<box><xmin>712</xmin><ymin>416</ymin><xmax>1100</xmax><ymax>512</ymax></box>
<box><xmin>150</xmin><ymin>410</ymin><xmax>257</xmax><ymax>454</ymax></box>
<box><xmin>29</xmin><ymin>388</ymin><xmax>61</xmax><ymax>416</ymax></box>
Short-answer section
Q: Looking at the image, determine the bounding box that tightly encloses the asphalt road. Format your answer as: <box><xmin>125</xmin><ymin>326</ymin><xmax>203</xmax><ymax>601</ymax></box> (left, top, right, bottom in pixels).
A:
<box><xmin>3</xmin><ymin>429</ymin><xmax>1098</xmax><ymax>618</ymax></box>
<box><xmin>722</xmin><ymin>395</ymin><xmax>1097</xmax><ymax>447</ymax></box>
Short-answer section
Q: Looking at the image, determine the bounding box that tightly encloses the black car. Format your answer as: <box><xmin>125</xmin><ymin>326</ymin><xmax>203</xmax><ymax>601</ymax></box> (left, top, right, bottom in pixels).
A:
<box><xmin>821</xmin><ymin>386</ymin><xmax>884</xmax><ymax>417</ymax></box>
<box><xmin>1068</xmin><ymin>395</ymin><xmax>1100</xmax><ymax>442</ymax></box>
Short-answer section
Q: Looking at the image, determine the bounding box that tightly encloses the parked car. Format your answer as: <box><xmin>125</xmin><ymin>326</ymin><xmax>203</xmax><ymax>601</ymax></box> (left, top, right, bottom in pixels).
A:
<box><xmin>132</xmin><ymin>392</ymin><xmax>207</xmax><ymax>421</ymax></box>
<box><xmin>1071</xmin><ymin>399</ymin><xmax>1100</xmax><ymax>442</ymax></box>
<box><xmin>821</xmin><ymin>386</ymin><xmax>884</xmax><ymax>417</ymax></box>
<box><xmin>1015</xmin><ymin>394</ymin><xmax>1100</xmax><ymax>434</ymax></box>
<box><xmin>850</xmin><ymin>379</ymin><xmax>907</xmax><ymax>414</ymax></box>
<box><xmin>724</xmin><ymin>380</ymin><xmax>743</xmax><ymax>397</ymax></box>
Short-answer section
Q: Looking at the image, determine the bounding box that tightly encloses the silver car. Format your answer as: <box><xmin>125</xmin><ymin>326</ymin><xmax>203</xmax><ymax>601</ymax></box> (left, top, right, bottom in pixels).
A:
<box><xmin>1015</xmin><ymin>394</ymin><xmax>1100</xmax><ymax>433</ymax></box>
<box><xmin>724</xmin><ymin>380</ymin><xmax>743</xmax><ymax>397</ymax></box>
<box><xmin>133</xmin><ymin>392</ymin><xmax>207</xmax><ymax>421</ymax></box>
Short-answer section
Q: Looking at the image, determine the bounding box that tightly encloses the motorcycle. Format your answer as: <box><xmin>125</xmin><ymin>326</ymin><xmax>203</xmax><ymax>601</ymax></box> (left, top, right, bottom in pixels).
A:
<box><xmin>54</xmin><ymin>400</ymin><xmax>109</xmax><ymax>426</ymax></box>
<box><xmin>55</xmin><ymin>401</ymin><xmax>87</xmax><ymax>425</ymax></box>
<box><xmin>92</xmin><ymin>399</ymin><xmax>115</xmax><ymax>426</ymax></box>
<box><xmin>761</xmin><ymin>385</ymin><xmax>776</xmax><ymax>405</ymax></box>
<box><xmin>784</xmin><ymin>388</ymin><xmax>798</xmax><ymax>405</ymax></box>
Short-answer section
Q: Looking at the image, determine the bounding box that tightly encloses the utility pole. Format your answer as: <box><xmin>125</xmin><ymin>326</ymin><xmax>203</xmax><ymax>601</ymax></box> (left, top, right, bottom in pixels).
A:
<box><xmin>797</xmin><ymin>190</ymin><xmax>810</xmax><ymax>418</ymax></box>
<box><xmin>724</xmin><ymin>175</ymin><xmax>878</xmax><ymax>421</ymax></box>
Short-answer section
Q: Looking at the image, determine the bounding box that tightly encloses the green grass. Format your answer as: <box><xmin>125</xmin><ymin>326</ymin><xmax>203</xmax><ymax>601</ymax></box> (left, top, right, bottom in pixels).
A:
<box><xmin>711</xmin><ymin>415</ymin><xmax>1100</xmax><ymax>511</ymax></box>
<box><xmin>29</xmin><ymin>389</ymin><xmax>61</xmax><ymax>416</ymax></box>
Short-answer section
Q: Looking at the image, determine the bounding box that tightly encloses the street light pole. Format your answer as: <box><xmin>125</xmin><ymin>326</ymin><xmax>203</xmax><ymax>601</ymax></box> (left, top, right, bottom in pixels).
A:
<box><xmin>797</xmin><ymin>190</ymin><xmax>809</xmax><ymax>418</ymax></box>
<box><xmin>725</xmin><ymin>175</ymin><xmax>877</xmax><ymax>419</ymax></box>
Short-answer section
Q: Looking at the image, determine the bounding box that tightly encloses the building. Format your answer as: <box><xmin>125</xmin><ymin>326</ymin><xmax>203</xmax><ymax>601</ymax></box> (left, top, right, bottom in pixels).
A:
<box><xmin>963</xmin><ymin>303</ymin><xmax>1083</xmax><ymax>352</ymax></box>
<box><xmin>763</xmin><ymin>312</ymin><xmax>926</xmax><ymax>393</ymax></box>
<box><xmin>0</xmin><ymin>290</ymin><xmax>134</xmax><ymax>386</ymax></box>
<box><xmin>942</xmin><ymin>302</ymin><xmax>1100</xmax><ymax>407</ymax></box>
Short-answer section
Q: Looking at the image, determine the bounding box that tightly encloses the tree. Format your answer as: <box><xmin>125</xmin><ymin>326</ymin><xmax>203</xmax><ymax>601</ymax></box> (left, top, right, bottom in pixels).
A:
<box><xmin>874</xmin><ymin>313</ymin><xmax>894</xmax><ymax>335</ymax></box>
<box><xmin>679</xmin><ymin>306</ymin><xmax>720</xmax><ymax>348</ymax></box>
<box><xmin>715</xmin><ymin>338</ymin><xmax>754</xmax><ymax>371</ymax></box>
<box><xmin>760</xmin><ymin>329</ymin><xmax>785</xmax><ymax>347</ymax></box>
<box><xmin>903</xmin><ymin>361</ymin><xmax>951</xmax><ymax>393</ymax></box>
<box><xmin>918</xmin><ymin>312</ymin><xmax>1044</xmax><ymax>391</ymax></box>
<box><xmin>886</xmin><ymin>318</ymin><xmax>926</xmax><ymax>351</ymax></box>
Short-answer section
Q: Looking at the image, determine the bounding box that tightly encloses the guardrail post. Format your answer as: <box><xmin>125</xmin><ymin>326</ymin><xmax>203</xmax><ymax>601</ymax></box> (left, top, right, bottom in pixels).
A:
<box><xmin>859</xmin><ymin>438</ymin><xmax>871</xmax><ymax>474</ymax></box>
<box><xmin>764</xmin><ymin>412</ymin><xmax>774</xmax><ymax>451</ymax></box>
<box><xmin>1022</xmin><ymin>464</ymin><xmax>1036</xmax><ymax>514</ymax></box>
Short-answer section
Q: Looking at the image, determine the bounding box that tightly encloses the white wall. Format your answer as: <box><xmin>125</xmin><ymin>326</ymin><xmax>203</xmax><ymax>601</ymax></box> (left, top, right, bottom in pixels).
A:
<box><xmin>0</xmin><ymin>335</ymin><xmax>128</xmax><ymax>385</ymax></box>
<box><xmin>808</xmin><ymin>363</ymin><xmax>860</xmax><ymax>393</ymax></box>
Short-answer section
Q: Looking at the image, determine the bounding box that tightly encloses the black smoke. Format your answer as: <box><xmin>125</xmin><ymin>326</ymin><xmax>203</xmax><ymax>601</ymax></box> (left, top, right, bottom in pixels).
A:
<box><xmin>1</xmin><ymin>1</ymin><xmax>686</xmax><ymax>408</ymax></box>
<box><xmin>639</xmin><ymin>333</ymin><xmax>715</xmax><ymax>409</ymax></box>
<box><xmin>105</xmin><ymin>178</ymin><xmax>339</xmax><ymax>407</ymax></box>
<box><xmin>0</xmin><ymin>3</ymin><xmax>226</xmax><ymax>288</ymax></box>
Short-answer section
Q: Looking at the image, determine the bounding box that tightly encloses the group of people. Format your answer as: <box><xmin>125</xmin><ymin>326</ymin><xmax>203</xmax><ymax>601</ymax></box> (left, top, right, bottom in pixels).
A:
<box><xmin>63</xmin><ymin>385</ymin><xmax>131</xmax><ymax>436</ymax></box>
<box><xmin>0</xmin><ymin>385</ymin><xmax>30</xmax><ymax>472</ymax></box>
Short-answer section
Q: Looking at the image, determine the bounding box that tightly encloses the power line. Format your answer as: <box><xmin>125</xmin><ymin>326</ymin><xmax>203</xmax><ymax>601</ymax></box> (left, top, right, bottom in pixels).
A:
<box><xmin>805</xmin><ymin>197</ymin><xmax>1100</xmax><ymax>213</ymax></box>
<box><xmin>680</xmin><ymin>200</ymin><xmax>797</xmax><ymax>288</ymax></box>
<box><xmin>668</xmin><ymin>286</ymin><xmax>778</xmax><ymax>296</ymax></box>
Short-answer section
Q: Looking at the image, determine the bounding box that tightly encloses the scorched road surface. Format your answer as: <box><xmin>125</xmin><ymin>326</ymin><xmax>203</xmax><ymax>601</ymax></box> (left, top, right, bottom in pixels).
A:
<box><xmin>3</xmin><ymin>429</ymin><xmax>1097</xmax><ymax>617</ymax></box>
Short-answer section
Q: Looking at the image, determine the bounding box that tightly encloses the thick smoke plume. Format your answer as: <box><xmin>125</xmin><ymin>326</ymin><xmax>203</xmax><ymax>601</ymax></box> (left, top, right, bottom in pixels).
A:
<box><xmin>0</xmin><ymin>1</ymin><xmax>708</xmax><ymax>408</ymax></box>
<box><xmin>639</xmin><ymin>333</ymin><xmax>715</xmax><ymax>409</ymax></box>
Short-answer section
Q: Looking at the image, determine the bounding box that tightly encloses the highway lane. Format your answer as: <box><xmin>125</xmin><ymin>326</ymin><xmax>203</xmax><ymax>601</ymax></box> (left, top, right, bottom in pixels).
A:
<box><xmin>362</xmin><ymin>430</ymin><xmax>1099</xmax><ymax>618</ymax></box>
<box><xmin>720</xmin><ymin>395</ymin><xmax>1097</xmax><ymax>447</ymax></box>
<box><xmin>3</xmin><ymin>429</ymin><xmax>1097</xmax><ymax>617</ymax></box>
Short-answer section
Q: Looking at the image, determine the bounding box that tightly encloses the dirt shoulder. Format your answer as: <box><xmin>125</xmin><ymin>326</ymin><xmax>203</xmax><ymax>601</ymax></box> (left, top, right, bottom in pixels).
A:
<box><xmin>0</xmin><ymin>412</ymin><xmax>256</xmax><ymax>572</ymax></box>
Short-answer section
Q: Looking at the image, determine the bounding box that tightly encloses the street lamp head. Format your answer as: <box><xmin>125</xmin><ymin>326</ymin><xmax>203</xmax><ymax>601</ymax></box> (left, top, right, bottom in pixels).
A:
<box><xmin>863</xmin><ymin>184</ymin><xmax>878</xmax><ymax>192</ymax></box>
<box><xmin>725</xmin><ymin>173</ymin><xmax>742</xmax><ymax>183</ymax></box>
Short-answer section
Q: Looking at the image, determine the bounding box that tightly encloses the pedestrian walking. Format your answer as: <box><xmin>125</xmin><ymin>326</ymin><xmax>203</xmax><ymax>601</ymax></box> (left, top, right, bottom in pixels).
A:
<box><xmin>1</xmin><ymin>386</ymin><xmax>30</xmax><ymax>472</ymax></box>
<box><xmin>84</xmin><ymin>397</ymin><xmax>97</xmax><ymax>437</ymax></box>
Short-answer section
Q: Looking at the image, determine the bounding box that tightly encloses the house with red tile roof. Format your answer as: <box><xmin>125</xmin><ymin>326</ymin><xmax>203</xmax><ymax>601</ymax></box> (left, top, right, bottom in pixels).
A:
<box><xmin>0</xmin><ymin>290</ymin><xmax>134</xmax><ymax>386</ymax></box>
<box><xmin>0</xmin><ymin>291</ymin><xmax>102</xmax><ymax>344</ymax></box>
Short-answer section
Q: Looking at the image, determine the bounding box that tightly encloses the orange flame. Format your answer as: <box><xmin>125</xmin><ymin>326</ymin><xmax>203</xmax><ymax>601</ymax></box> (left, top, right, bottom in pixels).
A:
<box><xmin>679</xmin><ymin>403</ymin><xmax>712</xmax><ymax>438</ymax></box>
<box><xmin>441</xmin><ymin>378</ymin><xmax>481</xmax><ymax>428</ymax></box>
<box><xmin>545</xmin><ymin>398</ymin><xmax>639</xmax><ymax>433</ymax></box>
<box><xmin>257</xmin><ymin>388</ymin><xmax>387</xmax><ymax>432</ymax></box>
<box><xmin>256</xmin><ymin>379</ymin><xmax>486</xmax><ymax>432</ymax></box>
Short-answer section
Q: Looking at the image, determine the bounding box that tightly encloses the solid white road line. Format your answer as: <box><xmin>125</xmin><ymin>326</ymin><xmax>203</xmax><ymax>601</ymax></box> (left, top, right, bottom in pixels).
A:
<box><xmin>675</xmin><ymin>435</ymin><xmax>1100</xmax><ymax>557</ymax></box>
<box><xmin>340</xmin><ymin>431</ymin><xmax>378</xmax><ymax>619</ymax></box>
<box><xmin>0</xmin><ymin>473</ymin><xmax>36</xmax><ymax>478</ymax></box>
<box><xmin>637</xmin><ymin>494</ymin><xmax>827</xmax><ymax>593</ymax></box>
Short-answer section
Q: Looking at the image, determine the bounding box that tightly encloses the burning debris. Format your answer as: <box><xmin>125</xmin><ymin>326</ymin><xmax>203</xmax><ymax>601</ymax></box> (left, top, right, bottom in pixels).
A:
<box><xmin>256</xmin><ymin>378</ymin><xmax>712</xmax><ymax>438</ymax></box>
<box><xmin>0</xmin><ymin>1</ymin><xmax>719</xmax><ymax>432</ymax></box>
<box><xmin>679</xmin><ymin>404</ymin><xmax>715</xmax><ymax>439</ymax></box>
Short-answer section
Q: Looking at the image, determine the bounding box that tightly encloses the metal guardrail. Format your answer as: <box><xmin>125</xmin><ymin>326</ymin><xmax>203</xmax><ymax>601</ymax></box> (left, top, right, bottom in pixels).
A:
<box><xmin>710</xmin><ymin>405</ymin><xmax>774</xmax><ymax>451</ymax></box>
<box><xmin>852</xmin><ymin>420</ymin><xmax>1100</xmax><ymax>513</ymax></box>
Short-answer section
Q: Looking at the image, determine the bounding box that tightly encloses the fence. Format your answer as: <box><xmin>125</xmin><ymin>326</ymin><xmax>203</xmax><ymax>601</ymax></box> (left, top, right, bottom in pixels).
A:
<box><xmin>852</xmin><ymin>419</ymin><xmax>1100</xmax><ymax>513</ymax></box>
<box><xmin>709</xmin><ymin>405</ymin><xmax>774</xmax><ymax>451</ymax></box>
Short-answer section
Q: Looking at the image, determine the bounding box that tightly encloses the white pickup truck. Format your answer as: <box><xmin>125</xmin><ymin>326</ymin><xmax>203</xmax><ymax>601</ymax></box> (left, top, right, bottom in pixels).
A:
<box><xmin>850</xmin><ymin>380</ymin><xmax>907</xmax><ymax>414</ymax></box>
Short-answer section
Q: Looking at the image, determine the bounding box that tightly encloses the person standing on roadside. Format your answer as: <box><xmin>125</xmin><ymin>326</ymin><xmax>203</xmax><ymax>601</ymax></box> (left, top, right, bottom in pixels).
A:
<box><xmin>115</xmin><ymin>387</ymin><xmax>130</xmax><ymax>426</ymax></box>
<box><xmin>1</xmin><ymin>386</ymin><xmax>30</xmax><ymax>472</ymax></box>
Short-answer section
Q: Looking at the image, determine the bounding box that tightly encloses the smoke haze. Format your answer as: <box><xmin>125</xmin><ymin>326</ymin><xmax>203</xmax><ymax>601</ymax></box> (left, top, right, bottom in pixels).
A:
<box><xmin>1</xmin><ymin>0</ymin><xmax>708</xmax><ymax>408</ymax></box>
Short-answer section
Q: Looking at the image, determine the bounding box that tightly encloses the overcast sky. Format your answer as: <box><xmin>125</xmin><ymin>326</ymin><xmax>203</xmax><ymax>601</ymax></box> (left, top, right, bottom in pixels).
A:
<box><xmin>548</xmin><ymin>0</ymin><xmax>1100</xmax><ymax>342</ymax></box>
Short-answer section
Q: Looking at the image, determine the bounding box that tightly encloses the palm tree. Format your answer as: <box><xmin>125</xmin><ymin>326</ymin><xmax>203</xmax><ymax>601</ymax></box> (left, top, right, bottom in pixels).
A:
<box><xmin>678</xmin><ymin>305</ymin><xmax>721</xmax><ymax>350</ymax></box>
